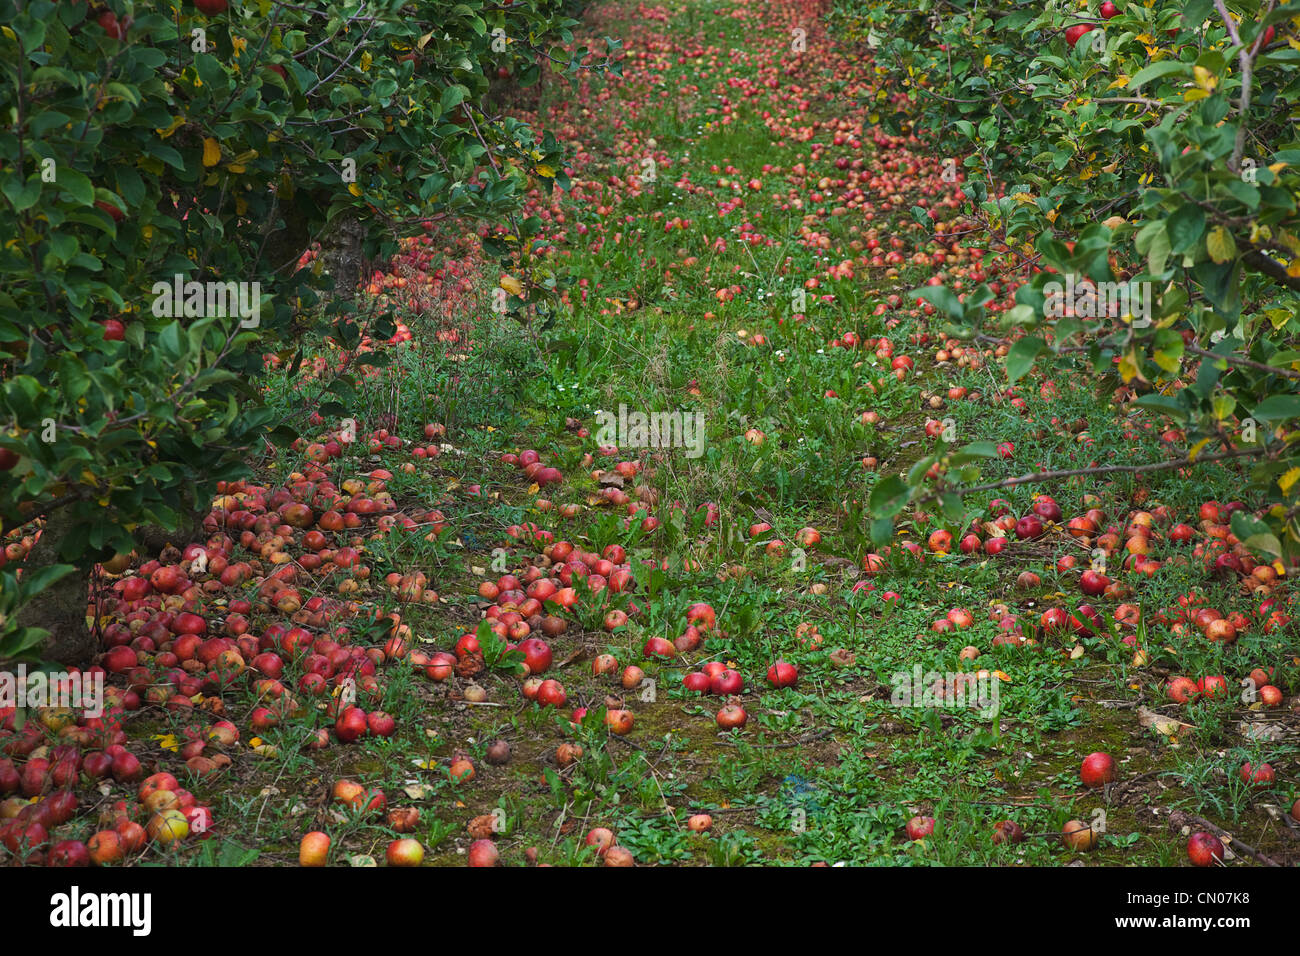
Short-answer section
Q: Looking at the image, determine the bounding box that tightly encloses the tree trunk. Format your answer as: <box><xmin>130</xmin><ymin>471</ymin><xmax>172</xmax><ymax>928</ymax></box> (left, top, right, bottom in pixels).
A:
<box><xmin>16</xmin><ymin>509</ymin><xmax>95</xmax><ymax>666</ymax></box>
<box><xmin>321</xmin><ymin>213</ymin><xmax>365</xmax><ymax>303</ymax></box>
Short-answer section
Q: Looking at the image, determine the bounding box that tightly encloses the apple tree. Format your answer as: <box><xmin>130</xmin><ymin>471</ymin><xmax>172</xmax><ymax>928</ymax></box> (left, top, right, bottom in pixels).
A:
<box><xmin>0</xmin><ymin>0</ymin><xmax>616</xmax><ymax>662</ymax></box>
<box><xmin>835</xmin><ymin>0</ymin><xmax>1300</xmax><ymax>560</ymax></box>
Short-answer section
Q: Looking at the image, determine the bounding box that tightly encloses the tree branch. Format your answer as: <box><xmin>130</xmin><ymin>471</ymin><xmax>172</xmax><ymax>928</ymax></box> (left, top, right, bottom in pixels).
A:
<box><xmin>1242</xmin><ymin>248</ymin><xmax>1300</xmax><ymax>292</ymax></box>
<box><xmin>924</xmin><ymin>446</ymin><xmax>1269</xmax><ymax>502</ymax></box>
<box><xmin>1186</xmin><ymin>343</ymin><xmax>1300</xmax><ymax>381</ymax></box>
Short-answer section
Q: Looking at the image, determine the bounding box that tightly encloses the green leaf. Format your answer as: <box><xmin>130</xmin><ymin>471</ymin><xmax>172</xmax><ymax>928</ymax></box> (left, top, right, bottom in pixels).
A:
<box><xmin>1166</xmin><ymin>203</ymin><xmax>1205</xmax><ymax>255</ymax></box>
<box><xmin>1129</xmin><ymin>60</ymin><xmax>1190</xmax><ymax>89</ymax></box>
<box><xmin>908</xmin><ymin>284</ymin><xmax>963</xmax><ymax>320</ymax></box>
<box><xmin>1230</xmin><ymin>511</ymin><xmax>1282</xmax><ymax>559</ymax></box>
<box><xmin>57</xmin><ymin>168</ymin><xmax>95</xmax><ymax>207</ymax></box>
<box><xmin>869</xmin><ymin>517</ymin><xmax>894</xmax><ymax>546</ymax></box>
<box><xmin>949</xmin><ymin>440</ymin><xmax>1000</xmax><ymax>465</ymax></box>
<box><xmin>1252</xmin><ymin>394</ymin><xmax>1300</xmax><ymax>422</ymax></box>
<box><xmin>1005</xmin><ymin>335</ymin><xmax>1045</xmax><ymax>383</ymax></box>
<box><xmin>868</xmin><ymin>475</ymin><xmax>910</xmax><ymax>519</ymax></box>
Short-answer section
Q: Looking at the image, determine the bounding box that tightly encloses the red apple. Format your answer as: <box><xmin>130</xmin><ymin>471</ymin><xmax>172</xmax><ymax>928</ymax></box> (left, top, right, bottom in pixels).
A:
<box><xmin>1240</xmin><ymin>762</ymin><xmax>1275</xmax><ymax>788</ymax></box>
<box><xmin>334</xmin><ymin>706</ymin><xmax>368</xmax><ymax>742</ymax></box>
<box><xmin>1014</xmin><ymin>515</ymin><xmax>1044</xmax><ymax>540</ymax></box>
<box><xmin>467</xmin><ymin>838</ymin><xmax>499</xmax><ymax>867</ymax></box>
<box><xmin>1166</xmin><ymin>677</ymin><xmax>1198</xmax><ymax>704</ymax></box>
<box><xmin>604</xmin><ymin>709</ymin><xmax>634</xmax><ymax>735</ymax></box>
<box><xmin>585</xmin><ymin>827</ymin><xmax>615</xmax><ymax>855</ymax></box>
<box><xmin>766</xmin><ymin>661</ymin><xmax>798</xmax><ymax>688</ymax></box>
<box><xmin>1080</xmin><ymin>752</ymin><xmax>1117</xmax><ymax>788</ymax></box>
<box><xmin>905</xmin><ymin>815</ymin><xmax>935</xmax><ymax>840</ymax></box>
<box><xmin>1065</xmin><ymin>23</ymin><xmax>1095</xmax><ymax>48</ymax></box>
<box><xmin>604</xmin><ymin>845</ymin><xmax>635</xmax><ymax>866</ymax></box>
<box><xmin>1079</xmin><ymin>570</ymin><xmax>1110</xmax><ymax>596</ymax></box>
<box><xmin>683</xmin><ymin>672</ymin><xmax>711</xmax><ymax>693</ymax></box>
<box><xmin>715</xmin><ymin>703</ymin><xmax>747</xmax><ymax>730</ymax></box>
<box><xmin>709</xmin><ymin>668</ymin><xmax>743</xmax><ymax>695</ymax></box>
<box><xmin>536</xmin><ymin>679</ymin><xmax>567</xmax><ymax>708</ymax></box>
<box><xmin>1186</xmin><ymin>831</ymin><xmax>1224</xmax><ymax>867</ymax></box>
<box><xmin>366</xmin><ymin>711</ymin><xmax>396</xmax><ymax>737</ymax></box>
<box><xmin>48</xmin><ymin>840</ymin><xmax>91</xmax><ymax>867</ymax></box>
<box><xmin>518</xmin><ymin>638</ymin><xmax>552</xmax><ymax>674</ymax></box>
<box><xmin>386</xmin><ymin>837</ymin><xmax>424</xmax><ymax>866</ymax></box>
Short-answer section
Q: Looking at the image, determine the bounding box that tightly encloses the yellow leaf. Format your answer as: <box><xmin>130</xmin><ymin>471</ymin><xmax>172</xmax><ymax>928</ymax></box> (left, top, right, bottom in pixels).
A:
<box><xmin>1279</xmin><ymin>466</ymin><xmax>1300</xmax><ymax>495</ymax></box>
<box><xmin>500</xmin><ymin>275</ymin><xmax>524</xmax><ymax>296</ymax></box>
<box><xmin>360</xmin><ymin>51</ymin><xmax>372</xmax><ymax>71</ymax></box>
<box><xmin>202</xmin><ymin>137</ymin><xmax>221</xmax><ymax>167</ymax></box>
<box><xmin>348</xmin><ymin>183</ymin><xmax>362</xmax><ymax>197</ymax></box>
<box><xmin>1137</xmin><ymin>706</ymin><xmax>1194</xmax><ymax>737</ymax></box>
<box><xmin>154</xmin><ymin>734</ymin><xmax>181</xmax><ymax>753</ymax></box>
<box><xmin>157</xmin><ymin>116</ymin><xmax>185</xmax><ymax>138</ymax></box>
<box><xmin>1206</xmin><ymin>225</ymin><xmax>1236</xmax><ymax>264</ymax></box>
<box><xmin>1187</xmin><ymin>437</ymin><xmax>1211</xmax><ymax>461</ymax></box>
<box><xmin>982</xmin><ymin>54</ymin><xmax>992</xmax><ymax>68</ymax></box>
<box><xmin>536</xmin><ymin>164</ymin><xmax>556</xmax><ymax>178</ymax></box>
<box><xmin>1117</xmin><ymin>349</ymin><xmax>1142</xmax><ymax>383</ymax></box>
<box><xmin>1193</xmin><ymin>65</ymin><xmax>1217</xmax><ymax>91</ymax></box>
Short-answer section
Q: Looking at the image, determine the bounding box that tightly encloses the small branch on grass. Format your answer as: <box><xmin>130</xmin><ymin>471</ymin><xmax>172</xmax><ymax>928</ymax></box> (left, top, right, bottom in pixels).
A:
<box><xmin>922</xmin><ymin>446</ymin><xmax>1269</xmax><ymax>506</ymax></box>
<box><xmin>717</xmin><ymin>729</ymin><xmax>832</xmax><ymax>750</ymax></box>
<box><xmin>1107</xmin><ymin>769</ymin><xmax>1165</xmax><ymax>803</ymax></box>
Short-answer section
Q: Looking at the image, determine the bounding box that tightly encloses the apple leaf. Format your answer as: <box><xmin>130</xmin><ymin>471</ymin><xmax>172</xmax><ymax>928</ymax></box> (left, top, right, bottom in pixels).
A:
<box><xmin>1230</xmin><ymin>511</ymin><xmax>1282</xmax><ymax>559</ymax></box>
<box><xmin>868</xmin><ymin>474</ymin><xmax>910</xmax><ymax>519</ymax></box>
<box><xmin>908</xmin><ymin>285</ymin><xmax>963</xmax><ymax>321</ymax></box>
<box><xmin>1005</xmin><ymin>335</ymin><xmax>1045</xmax><ymax>383</ymax></box>
<box><xmin>869</xmin><ymin>517</ymin><xmax>894</xmax><ymax>546</ymax></box>
<box><xmin>1252</xmin><ymin>394</ymin><xmax>1300</xmax><ymax>422</ymax></box>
